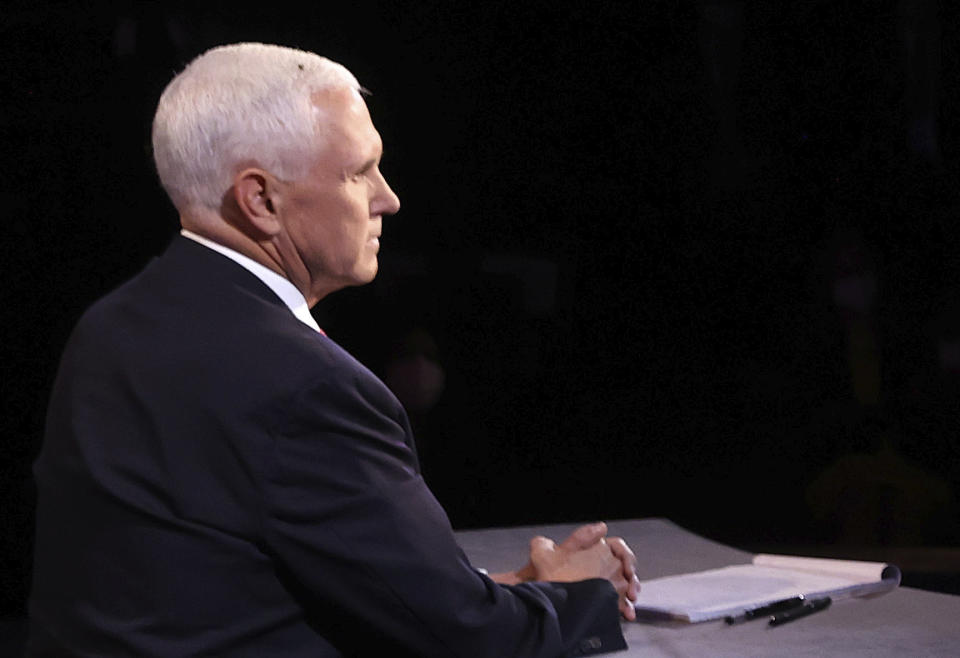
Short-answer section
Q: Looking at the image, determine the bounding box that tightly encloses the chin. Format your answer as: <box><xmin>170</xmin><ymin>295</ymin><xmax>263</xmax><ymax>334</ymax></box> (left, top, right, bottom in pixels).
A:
<box><xmin>354</xmin><ymin>263</ymin><xmax>379</xmax><ymax>286</ymax></box>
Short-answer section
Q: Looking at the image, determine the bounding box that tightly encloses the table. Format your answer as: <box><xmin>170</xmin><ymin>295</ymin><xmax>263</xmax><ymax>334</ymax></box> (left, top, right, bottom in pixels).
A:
<box><xmin>456</xmin><ymin>518</ymin><xmax>960</xmax><ymax>657</ymax></box>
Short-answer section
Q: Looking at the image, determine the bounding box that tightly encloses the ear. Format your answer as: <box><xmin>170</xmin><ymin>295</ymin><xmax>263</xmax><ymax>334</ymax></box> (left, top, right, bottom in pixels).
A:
<box><xmin>230</xmin><ymin>168</ymin><xmax>283</xmax><ymax>239</ymax></box>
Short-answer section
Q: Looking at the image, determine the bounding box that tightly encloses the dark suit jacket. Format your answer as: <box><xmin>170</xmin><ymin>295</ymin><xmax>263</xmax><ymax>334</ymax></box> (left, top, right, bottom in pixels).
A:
<box><xmin>29</xmin><ymin>237</ymin><xmax>626</xmax><ymax>657</ymax></box>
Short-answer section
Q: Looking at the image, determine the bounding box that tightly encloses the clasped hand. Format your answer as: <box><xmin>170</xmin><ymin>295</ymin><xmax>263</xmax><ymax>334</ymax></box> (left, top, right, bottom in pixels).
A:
<box><xmin>492</xmin><ymin>522</ymin><xmax>640</xmax><ymax>621</ymax></box>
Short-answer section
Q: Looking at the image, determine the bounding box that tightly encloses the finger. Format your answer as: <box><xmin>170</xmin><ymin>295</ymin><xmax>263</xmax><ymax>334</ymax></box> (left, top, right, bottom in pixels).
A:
<box><xmin>558</xmin><ymin>522</ymin><xmax>607</xmax><ymax>551</ymax></box>
<box><xmin>606</xmin><ymin>537</ymin><xmax>637</xmax><ymax>580</ymax></box>
<box><xmin>628</xmin><ymin>575</ymin><xmax>641</xmax><ymax>602</ymax></box>
<box><xmin>611</xmin><ymin>574</ymin><xmax>636</xmax><ymax>621</ymax></box>
<box><xmin>558</xmin><ymin>523</ymin><xmax>606</xmax><ymax>551</ymax></box>
<box><xmin>607</xmin><ymin>537</ymin><xmax>636</xmax><ymax>567</ymax></box>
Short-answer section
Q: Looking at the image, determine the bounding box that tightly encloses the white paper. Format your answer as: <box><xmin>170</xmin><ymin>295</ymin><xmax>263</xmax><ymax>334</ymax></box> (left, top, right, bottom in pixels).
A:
<box><xmin>632</xmin><ymin>554</ymin><xmax>901</xmax><ymax>623</ymax></box>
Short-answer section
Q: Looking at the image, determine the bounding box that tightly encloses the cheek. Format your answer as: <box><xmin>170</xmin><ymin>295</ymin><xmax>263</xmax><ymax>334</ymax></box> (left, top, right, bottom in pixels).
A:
<box><xmin>330</xmin><ymin>206</ymin><xmax>370</xmax><ymax>264</ymax></box>
<box><xmin>344</xmin><ymin>196</ymin><xmax>372</xmax><ymax>241</ymax></box>
<box><xmin>295</xmin><ymin>187</ymin><xmax>371</xmax><ymax>268</ymax></box>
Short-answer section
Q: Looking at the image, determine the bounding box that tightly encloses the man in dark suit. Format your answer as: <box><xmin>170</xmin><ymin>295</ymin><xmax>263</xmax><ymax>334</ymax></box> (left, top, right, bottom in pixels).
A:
<box><xmin>29</xmin><ymin>43</ymin><xmax>639</xmax><ymax>656</ymax></box>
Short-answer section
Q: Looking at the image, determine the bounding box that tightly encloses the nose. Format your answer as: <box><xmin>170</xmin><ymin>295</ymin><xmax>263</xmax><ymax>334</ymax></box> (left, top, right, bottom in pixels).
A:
<box><xmin>373</xmin><ymin>168</ymin><xmax>401</xmax><ymax>216</ymax></box>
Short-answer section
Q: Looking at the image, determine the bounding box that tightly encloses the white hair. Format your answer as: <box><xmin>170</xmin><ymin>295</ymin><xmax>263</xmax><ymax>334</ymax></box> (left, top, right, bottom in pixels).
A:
<box><xmin>152</xmin><ymin>43</ymin><xmax>362</xmax><ymax>211</ymax></box>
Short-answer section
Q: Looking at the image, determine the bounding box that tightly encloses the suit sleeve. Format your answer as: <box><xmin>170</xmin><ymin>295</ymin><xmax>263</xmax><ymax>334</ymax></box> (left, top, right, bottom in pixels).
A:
<box><xmin>259</xmin><ymin>366</ymin><xmax>626</xmax><ymax>657</ymax></box>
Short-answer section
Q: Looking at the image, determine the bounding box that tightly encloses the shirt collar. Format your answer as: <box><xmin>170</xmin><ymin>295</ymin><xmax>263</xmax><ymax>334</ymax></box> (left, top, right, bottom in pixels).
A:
<box><xmin>179</xmin><ymin>229</ymin><xmax>323</xmax><ymax>334</ymax></box>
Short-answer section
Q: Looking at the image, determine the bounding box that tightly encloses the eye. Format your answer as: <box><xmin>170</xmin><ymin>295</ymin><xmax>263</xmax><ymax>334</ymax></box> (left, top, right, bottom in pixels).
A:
<box><xmin>350</xmin><ymin>158</ymin><xmax>379</xmax><ymax>183</ymax></box>
<box><xmin>351</xmin><ymin>168</ymin><xmax>377</xmax><ymax>185</ymax></box>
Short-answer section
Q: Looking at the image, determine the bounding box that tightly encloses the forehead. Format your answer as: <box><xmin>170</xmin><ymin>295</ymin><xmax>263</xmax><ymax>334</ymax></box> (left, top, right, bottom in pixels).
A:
<box><xmin>311</xmin><ymin>86</ymin><xmax>381</xmax><ymax>161</ymax></box>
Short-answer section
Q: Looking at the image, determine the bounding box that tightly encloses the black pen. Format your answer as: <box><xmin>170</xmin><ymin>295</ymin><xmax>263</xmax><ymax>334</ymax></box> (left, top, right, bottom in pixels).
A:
<box><xmin>724</xmin><ymin>596</ymin><xmax>806</xmax><ymax>625</ymax></box>
<box><xmin>769</xmin><ymin>597</ymin><xmax>832</xmax><ymax>627</ymax></box>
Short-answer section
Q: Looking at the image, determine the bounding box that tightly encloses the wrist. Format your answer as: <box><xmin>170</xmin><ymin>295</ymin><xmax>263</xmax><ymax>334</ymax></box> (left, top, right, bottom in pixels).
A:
<box><xmin>515</xmin><ymin>561</ymin><xmax>537</xmax><ymax>583</ymax></box>
<box><xmin>488</xmin><ymin>570</ymin><xmax>522</xmax><ymax>585</ymax></box>
<box><xmin>489</xmin><ymin>561</ymin><xmax>536</xmax><ymax>585</ymax></box>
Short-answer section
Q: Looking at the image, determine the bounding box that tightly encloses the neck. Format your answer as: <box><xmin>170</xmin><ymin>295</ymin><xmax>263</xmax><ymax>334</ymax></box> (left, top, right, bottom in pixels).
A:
<box><xmin>179</xmin><ymin>209</ymin><xmax>315</xmax><ymax>303</ymax></box>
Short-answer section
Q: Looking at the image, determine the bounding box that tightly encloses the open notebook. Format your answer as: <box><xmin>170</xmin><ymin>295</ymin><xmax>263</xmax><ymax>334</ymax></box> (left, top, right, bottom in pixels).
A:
<box><xmin>632</xmin><ymin>553</ymin><xmax>901</xmax><ymax>623</ymax></box>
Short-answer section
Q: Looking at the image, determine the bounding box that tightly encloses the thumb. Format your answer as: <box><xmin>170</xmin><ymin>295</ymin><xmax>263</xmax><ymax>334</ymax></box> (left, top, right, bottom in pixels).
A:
<box><xmin>530</xmin><ymin>536</ymin><xmax>557</xmax><ymax>556</ymax></box>
<box><xmin>529</xmin><ymin>536</ymin><xmax>561</xmax><ymax>580</ymax></box>
<box><xmin>559</xmin><ymin>522</ymin><xmax>607</xmax><ymax>551</ymax></box>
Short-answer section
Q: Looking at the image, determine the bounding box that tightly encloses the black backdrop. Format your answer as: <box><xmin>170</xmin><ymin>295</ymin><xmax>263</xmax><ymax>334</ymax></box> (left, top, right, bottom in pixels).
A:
<box><xmin>5</xmin><ymin>1</ymin><xmax>960</xmax><ymax>617</ymax></box>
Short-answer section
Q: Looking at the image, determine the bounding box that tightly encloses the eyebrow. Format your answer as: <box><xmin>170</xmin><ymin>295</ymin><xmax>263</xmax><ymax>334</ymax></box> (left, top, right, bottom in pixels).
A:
<box><xmin>357</xmin><ymin>148</ymin><xmax>383</xmax><ymax>173</ymax></box>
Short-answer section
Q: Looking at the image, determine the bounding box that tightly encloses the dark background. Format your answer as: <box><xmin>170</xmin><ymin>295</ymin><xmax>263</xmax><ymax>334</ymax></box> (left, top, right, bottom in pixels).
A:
<box><xmin>4</xmin><ymin>0</ymin><xmax>960</xmax><ymax>622</ymax></box>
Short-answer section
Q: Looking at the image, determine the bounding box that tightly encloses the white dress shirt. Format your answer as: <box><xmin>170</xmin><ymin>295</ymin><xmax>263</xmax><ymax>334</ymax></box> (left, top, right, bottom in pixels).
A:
<box><xmin>179</xmin><ymin>229</ymin><xmax>323</xmax><ymax>334</ymax></box>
